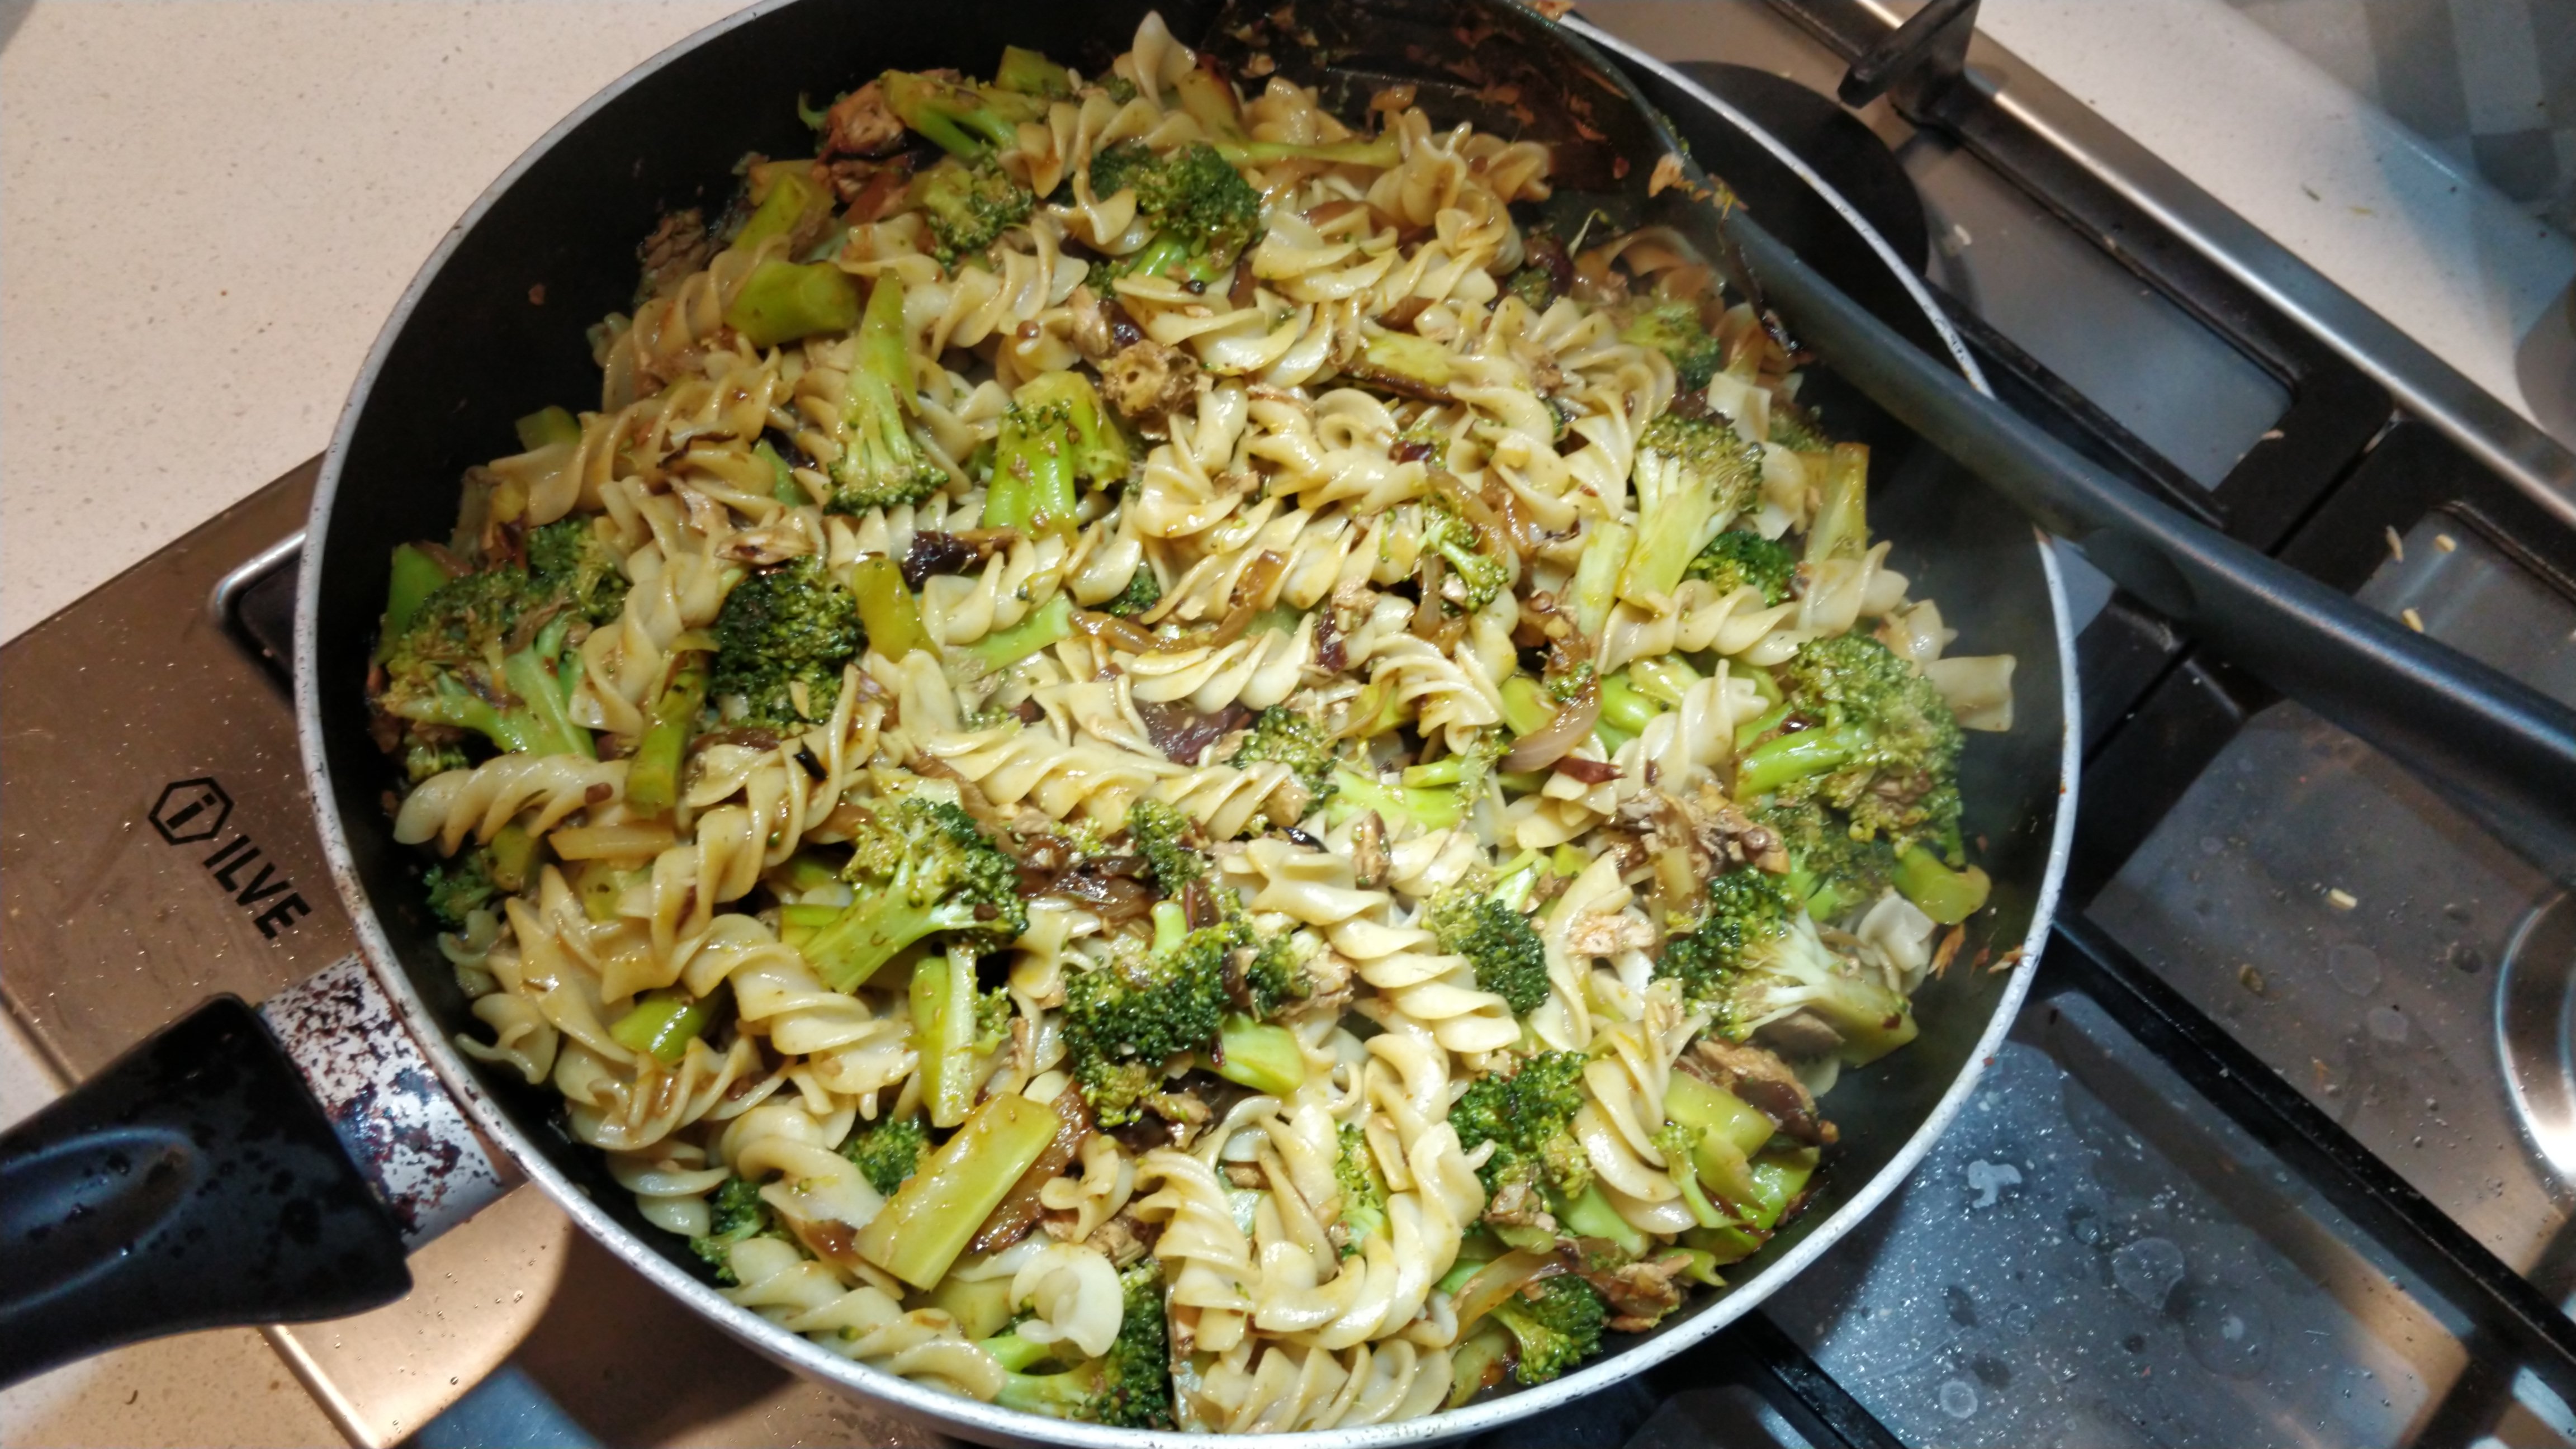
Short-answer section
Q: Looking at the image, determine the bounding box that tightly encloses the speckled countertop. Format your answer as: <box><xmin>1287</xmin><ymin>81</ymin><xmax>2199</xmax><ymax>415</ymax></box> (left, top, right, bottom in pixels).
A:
<box><xmin>1</xmin><ymin>2</ymin><xmax>2567</xmax><ymax>1443</ymax></box>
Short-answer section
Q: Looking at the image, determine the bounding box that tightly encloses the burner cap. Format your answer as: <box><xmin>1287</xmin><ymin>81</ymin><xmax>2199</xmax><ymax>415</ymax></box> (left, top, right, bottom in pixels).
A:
<box><xmin>2498</xmin><ymin>892</ymin><xmax>2576</xmax><ymax>1181</ymax></box>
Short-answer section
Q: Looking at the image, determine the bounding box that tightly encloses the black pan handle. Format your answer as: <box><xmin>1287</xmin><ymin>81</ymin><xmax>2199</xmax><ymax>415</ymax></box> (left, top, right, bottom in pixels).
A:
<box><xmin>0</xmin><ymin>997</ymin><xmax>413</xmax><ymax>1385</ymax></box>
<box><xmin>1724</xmin><ymin>215</ymin><xmax>2576</xmax><ymax>885</ymax></box>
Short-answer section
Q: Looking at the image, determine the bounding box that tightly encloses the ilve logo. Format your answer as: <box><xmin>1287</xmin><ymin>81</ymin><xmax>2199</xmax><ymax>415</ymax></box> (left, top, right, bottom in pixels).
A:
<box><xmin>149</xmin><ymin>775</ymin><xmax>311</xmax><ymax>938</ymax></box>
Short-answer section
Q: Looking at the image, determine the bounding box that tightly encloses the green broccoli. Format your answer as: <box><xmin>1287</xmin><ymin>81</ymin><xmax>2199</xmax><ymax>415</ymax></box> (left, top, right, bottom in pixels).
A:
<box><xmin>1087</xmin><ymin>140</ymin><xmax>1265</xmax><ymax>283</ymax></box>
<box><xmin>983</xmin><ymin>1261</ymin><xmax>1173</xmax><ymax>1427</ymax></box>
<box><xmin>689</xmin><ymin>1176</ymin><xmax>775</xmax><ymax>1284</ymax></box>
<box><xmin>1805</xmin><ymin>443</ymin><xmax>1871</xmax><ymax>571</ymax></box>
<box><xmin>827</xmin><ymin>273</ymin><xmax>949</xmax><ymax>514</ymax></box>
<box><xmin>1656</xmin><ymin>869</ymin><xmax>1917</xmax><ymax>1064</ymax></box>
<box><xmin>1619</xmin><ymin>413</ymin><xmax>1765</xmax><ymax>607</ymax></box>
<box><xmin>1062</xmin><ymin>901</ymin><xmax>1246</xmax><ymax>1125</ymax></box>
<box><xmin>1684</xmin><ymin>529</ymin><xmax>1796</xmax><ymax>605</ymax></box>
<box><xmin>1427</xmin><ymin>880</ymin><xmax>1549</xmax><ymax>1016</ymax></box>
<box><xmin>525</xmin><ymin>517</ymin><xmax>629</xmax><ymax>624</ymax></box>
<box><xmin>1100</xmin><ymin>566</ymin><xmax>1162</xmax><ymax>618</ymax></box>
<box><xmin>1419</xmin><ymin>493</ymin><xmax>1511</xmax><ymax>614</ymax></box>
<box><xmin>911</xmin><ymin>154</ymin><xmax>1035</xmax><ymax>266</ymax></box>
<box><xmin>1325</xmin><ymin>766</ymin><xmax>1464</xmax><ymax>834</ymax></box>
<box><xmin>422</xmin><ymin>850</ymin><xmax>496</xmax><ymax>929</ymax></box>
<box><xmin>1622</xmin><ymin>301</ymin><xmax>1724</xmax><ymax>392</ymax></box>
<box><xmin>984</xmin><ymin>371</ymin><xmax>1128</xmax><ymax>536</ymax></box>
<box><xmin>878</xmin><ymin>69</ymin><xmax>1046</xmax><ymax>158</ymax></box>
<box><xmin>1228</xmin><ymin>705</ymin><xmax>1338</xmax><ymax>813</ymax></box>
<box><xmin>708</xmin><ymin>556</ymin><xmax>861</xmax><ymax>729</ymax></box>
<box><xmin>1489</xmin><ymin>1275</ymin><xmax>1609</xmax><ymax>1386</ymax></box>
<box><xmin>1123</xmin><ymin>798</ymin><xmax>1207</xmax><ymax>899</ymax></box>
<box><xmin>1448</xmin><ymin>1051</ymin><xmax>1592</xmax><ymax>1205</ymax></box>
<box><xmin>991</xmin><ymin>45</ymin><xmax>1071</xmax><ymax>100</ymax></box>
<box><xmin>1240</xmin><ymin>926</ymin><xmax>1315</xmax><ymax>1020</ymax></box>
<box><xmin>1769</xmin><ymin>401</ymin><xmax>1831</xmax><ymax>452</ymax></box>
<box><xmin>841</xmin><ymin>1112</ymin><xmax>929</xmax><ymax>1196</ymax></box>
<box><xmin>1757</xmin><ymin>798</ymin><xmax>1895</xmax><ymax>922</ymax></box>
<box><xmin>1737</xmin><ymin>632</ymin><xmax>1964</xmax><ymax>858</ymax></box>
<box><xmin>1335</xmin><ymin>1121</ymin><xmax>1389</xmax><ymax>1254</ymax></box>
<box><xmin>795</xmin><ymin>798</ymin><xmax>1027</xmax><ymax>992</ymax></box>
<box><xmin>373</xmin><ymin>565</ymin><xmax>594</xmax><ymax>760</ymax></box>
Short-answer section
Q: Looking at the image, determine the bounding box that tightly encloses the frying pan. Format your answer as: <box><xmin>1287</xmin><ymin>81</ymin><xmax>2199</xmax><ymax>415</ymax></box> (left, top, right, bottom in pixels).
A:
<box><xmin>0</xmin><ymin>3</ymin><xmax>2078</xmax><ymax>1440</ymax></box>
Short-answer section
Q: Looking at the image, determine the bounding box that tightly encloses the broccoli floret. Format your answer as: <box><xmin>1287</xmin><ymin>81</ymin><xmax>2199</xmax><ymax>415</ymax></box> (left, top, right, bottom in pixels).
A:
<box><xmin>525</xmin><ymin>517</ymin><xmax>629</xmax><ymax>625</ymax></box>
<box><xmin>1428</xmin><ymin>889</ymin><xmax>1549</xmax><ymax>1016</ymax></box>
<box><xmin>1620</xmin><ymin>413</ymin><xmax>1766</xmax><ymax>607</ymax></box>
<box><xmin>1740</xmin><ymin>632</ymin><xmax>1964</xmax><ymax>858</ymax></box>
<box><xmin>1622</xmin><ymin>301</ymin><xmax>1725</xmax><ymax>392</ymax></box>
<box><xmin>1656</xmin><ymin>869</ymin><xmax>1917</xmax><ymax>1064</ymax></box>
<box><xmin>795</xmin><ymin>798</ymin><xmax>1027</xmax><ymax>992</ymax></box>
<box><xmin>1241</xmin><ymin>926</ymin><xmax>1315</xmax><ymax>1020</ymax></box>
<box><xmin>373</xmin><ymin>565</ymin><xmax>594</xmax><ymax>760</ymax></box>
<box><xmin>1489</xmin><ymin>1275</ymin><xmax>1609</xmax><ymax>1386</ymax></box>
<box><xmin>708</xmin><ymin>556</ymin><xmax>861</xmax><ymax>729</ymax></box>
<box><xmin>1229</xmin><ymin>705</ymin><xmax>1338</xmax><ymax>811</ymax></box>
<box><xmin>984</xmin><ymin>371</ymin><xmax>1128</xmax><ymax>536</ymax></box>
<box><xmin>1448</xmin><ymin>1051</ymin><xmax>1592</xmax><ymax>1204</ymax></box>
<box><xmin>879</xmin><ymin>68</ymin><xmax>1046</xmax><ymax>158</ymax></box>
<box><xmin>992</xmin><ymin>45</ymin><xmax>1071</xmax><ymax>100</ymax></box>
<box><xmin>1123</xmin><ymin>798</ymin><xmax>1207</xmax><ymax>899</ymax></box>
<box><xmin>1087</xmin><ymin>140</ymin><xmax>1265</xmax><ymax>283</ymax></box>
<box><xmin>1419</xmin><ymin>494</ymin><xmax>1510</xmax><ymax>614</ymax></box>
<box><xmin>1335</xmin><ymin>1122</ymin><xmax>1388</xmax><ymax>1254</ymax></box>
<box><xmin>1757</xmin><ymin>798</ymin><xmax>1895</xmax><ymax>922</ymax></box>
<box><xmin>1769</xmin><ymin>400</ymin><xmax>1831</xmax><ymax>452</ymax></box>
<box><xmin>827</xmin><ymin>273</ymin><xmax>949</xmax><ymax>514</ymax></box>
<box><xmin>1684</xmin><ymin>529</ymin><xmax>1796</xmax><ymax>605</ymax></box>
<box><xmin>1100</xmin><ymin>566</ymin><xmax>1162</xmax><ymax>618</ymax></box>
<box><xmin>911</xmin><ymin>154</ymin><xmax>1035</xmax><ymax>266</ymax></box>
<box><xmin>422</xmin><ymin>850</ymin><xmax>495</xmax><ymax>929</ymax></box>
<box><xmin>984</xmin><ymin>1261</ymin><xmax>1173</xmax><ymax>1427</ymax></box>
<box><xmin>841</xmin><ymin>1113</ymin><xmax>929</xmax><ymax>1196</ymax></box>
<box><xmin>404</xmin><ymin>739</ymin><xmax>471</xmax><ymax>785</ymax></box>
<box><xmin>1062</xmin><ymin>902</ymin><xmax>1247</xmax><ymax>1125</ymax></box>
<box><xmin>689</xmin><ymin>1176</ymin><xmax>774</xmax><ymax>1284</ymax></box>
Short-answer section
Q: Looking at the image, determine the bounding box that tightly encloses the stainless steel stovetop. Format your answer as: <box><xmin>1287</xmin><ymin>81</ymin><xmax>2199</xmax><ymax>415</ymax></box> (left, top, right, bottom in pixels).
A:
<box><xmin>7</xmin><ymin>2</ymin><xmax>2576</xmax><ymax>1446</ymax></box>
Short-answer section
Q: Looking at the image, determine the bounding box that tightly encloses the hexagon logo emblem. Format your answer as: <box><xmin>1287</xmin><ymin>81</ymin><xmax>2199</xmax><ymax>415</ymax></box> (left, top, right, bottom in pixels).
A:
<box><xmin>150</xmin><ymin>777</ymin><xmax>234</xmax><ymax>845</ymax></box>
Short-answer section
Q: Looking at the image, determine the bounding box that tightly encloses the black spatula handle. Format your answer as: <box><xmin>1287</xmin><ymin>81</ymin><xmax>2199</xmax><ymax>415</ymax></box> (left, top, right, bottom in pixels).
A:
<box><xmin>0</xmin><ymin>997</ymin><xmax>411</xmax><ymax>1385</ymax></box>
<box><xmin>1725</xmin><ymin>215</ymin><xmax>2576</xmax><ymax>884</ymax></box>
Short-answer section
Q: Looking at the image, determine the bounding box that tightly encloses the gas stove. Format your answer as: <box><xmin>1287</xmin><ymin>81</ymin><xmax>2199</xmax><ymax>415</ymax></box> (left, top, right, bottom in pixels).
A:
<box><xmin>6</xmin><ymin>2</ymin><xmax>2574</xmax><ymax>1446</ymax></box>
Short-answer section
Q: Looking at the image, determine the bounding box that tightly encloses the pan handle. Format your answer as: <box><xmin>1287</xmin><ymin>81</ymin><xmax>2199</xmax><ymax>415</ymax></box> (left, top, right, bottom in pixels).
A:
<box><xmin>0</xmin><ymin>996</ymin><xmax>412</xmax><ymax>1385</ymax></box>
<box><xmin>0</xmin><ymin>958</ymin><xmax>513</xmax><ymax>1387</ymax></box>
<box><xmin>1723</xmin><ymin>215</ymin><xmax>2576</xmax><ymax>885</ymax></box>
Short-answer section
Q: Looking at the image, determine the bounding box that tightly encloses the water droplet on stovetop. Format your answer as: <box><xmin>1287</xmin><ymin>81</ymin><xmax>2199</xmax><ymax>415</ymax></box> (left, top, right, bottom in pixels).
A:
<box><xmin>2327</xmin><ymin>943</ymin><xmax>2383</xmax><ymax>996</ymax></box>
<box><xmin>2113</xmin><ymin>1236</ymin><xmax>2186</xmax><ymax>1309</ymax></box>
<box><xmin>2183</xmin><ymin>1291</ymin><xmax>2270</xmax><ymax>1377</ymax></box>
<box><xmin>1938</xmin><ymin>1379</ymin><xmax>1979</xmax><ymax>1419</ymax></box>
<box><xmin>2366</xmin><ymin>1004</ymin><xmax>2409</xmax><ymax>1043</ymax></box>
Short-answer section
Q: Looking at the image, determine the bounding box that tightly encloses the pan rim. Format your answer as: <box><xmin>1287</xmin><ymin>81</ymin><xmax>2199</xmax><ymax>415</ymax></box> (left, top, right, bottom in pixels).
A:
<box><xmin>294</xmin><ymin>5</ymin><xmax>2080</xmax><ymax>1443</ymax></box>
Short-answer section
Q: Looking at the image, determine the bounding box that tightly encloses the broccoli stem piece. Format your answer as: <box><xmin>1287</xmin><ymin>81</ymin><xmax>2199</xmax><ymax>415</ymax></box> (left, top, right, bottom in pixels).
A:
<box><xmin>624</xmin><ymin>652</ymin><xmax>708</xmax><ymax>817</ymax></box>
<box><xmin>1735</xmin><ymin>725</ymin><xmax>1862</xmax><ymax>797</ymax></box>
<box><xmin>1497</xmin><ymin>674</ymin><xmax>1559</xmax><ymax>740</ymax></box>
<box><xmin>954</xmin><ymin>593</ymin><xmax>1073</xmax><ymax>680</ymax></box>
<box><xmin>1663</xmin><ymin>1071</ymin><xmax>1773</xmax><ymax>1205</ymax></box>
<box><xmin>1892</xmin><ymin>844</ymin><xmax>1991</xmax><ymax>924</ymax></box>
<box><xmin>1683</xmin><ymin>1145</ymin><xmax>1817</xmax><ymax>1266</ymax></box>
<box><xmin>1556</xmin><ymin>1181</ymin><xmax>1649</xmax><ymax>1259</ymax></box>
<box><xmin>879</xmin><ymin>69</ymin><xmax>1038</xmax><ymax>157</ymax></box>
<box><xmin>1447</xmin><ymin>1320</ymin><xmax>1515</xmax><ymax>1408</ymax></box>
<box><xmin>514</xmin><ymin>405</ymin><xmax>581</xmax><ymax>451</ymax></box>
<box><xmin>1804</xmin><ymin>443</ymin><xmax>1871</xmax><ymax>569</ymax></box>
<box><xmin>380</xmin><ymin>543</ymin><xmax>451</xmax><ymax>644</ymax></box>
<box><xmin>1213</xmin><ymin>136</ymin><xmax>1403</xmax><ymax>168</ymax></box>
<box><xmin>1209</xmin><ymin>1015</ymin><xmax>1303</xmax><ymax>1095</ymax></box>
<box><xmin>724</xmin><ymin>261</ymin><xmax>863</xmax><ymax>349</ymax></box>
<box><xmin>757</xmin><ymin>439</ymin><xmax>803</xmax><ymax>506</ymax></box>
<box><xmin>849</xmin><ymin>556</ymin><xmax>932</xmax><ymax>661</ymax></box>
<box><xmin>1325</xmin><ymin>767</ymin><xmax>1462</xmax><ymax>832</ymax></box>
<box><xmin>911</xmin><ymin>944</ymin><xmax>987</xmax><ymax>1129</ymax></box>
<box><xmin>730</xmin><ymin>169</ymin><xmax>828</xmax><ymax>255</ymax></box>
<box><xmin>986</xmin><ymin>372</ymin><xmax>1124</xmax><ymax>536</ymax></box>
<box><xmin>992</xmin><ymin>44</ymin><xmax>1071</xmax><ymax>99</ymax></box>
<box><xmin>1597</xmin><ymin>671</ymin><xmax>1661</xmax><ymax>736</ymax></box>
<box><xmin>853</xmin><ymin>1090</ymin><xmax>1062</xmax><ymax>1289</ymax></box>
<box><xmin>828</xmin><ymin>274</ymin><xmax>949</xmax><ymax>513</ymax></box>
<box><xmin>608</xmin><ymin>988</ymin><xmax>713</xmax><ymax>1064</ymax></box>
<box><xmin>1569</xmin><ymin>519</ymin><xmax>1636</xmax><ymax>643</ymax></box>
